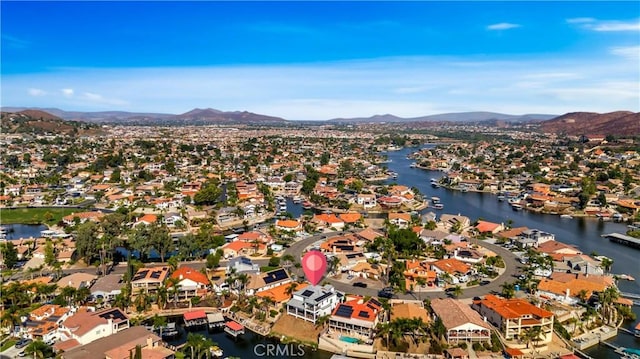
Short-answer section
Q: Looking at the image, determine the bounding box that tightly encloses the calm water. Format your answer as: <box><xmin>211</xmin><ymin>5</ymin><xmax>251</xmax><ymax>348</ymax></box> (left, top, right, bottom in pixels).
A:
<box><xmin>162</xmin><ymin>316</ymin><xmax>333</xmax><ymax>359</ymax></box>
<box><xmin>1</xmin><ymin>223</ymin><xmax>48</xmax><ymax>240</ymax></box>
<box><xmin>383</xmin><ymin>147</ymin><xmax>640</xmax><ymax>357</ymax></box>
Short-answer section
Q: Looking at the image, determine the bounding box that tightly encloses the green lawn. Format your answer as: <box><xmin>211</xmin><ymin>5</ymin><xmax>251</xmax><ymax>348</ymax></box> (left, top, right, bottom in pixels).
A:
<box><xmin>0</xmin><ymin>339</ymin><xmax>16</xmax><ymax>352</ymax></box>
<box><xmin>0</xmin><ymin>207</ymin><xmax>78</xmax><ymax>225</ymax></box>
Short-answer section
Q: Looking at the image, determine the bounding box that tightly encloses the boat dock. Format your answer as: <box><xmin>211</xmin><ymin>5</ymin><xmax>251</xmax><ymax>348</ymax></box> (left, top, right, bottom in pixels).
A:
<box><xmin>207</xmin><ymin>312</ymin><xmax>225</xmax><ymax>330</ymax></box>
<box><xmin>183</xmin><ymin>310</ymin><xmax>208</xmax><ymax>329</ymax></box>
<box><xmin>571</xmin><ymin>325</ymin><xmax>617</xmax><ymax>350</ymax></box>
<box><xmin>224</xmin><ymin>320</ymin><xmax>245</xmax><ymax>337</ymax></box>
<box><xmin>602</xmin><ymin>233</ymin><xmax>640</xmax><ymax>249</ymax></box>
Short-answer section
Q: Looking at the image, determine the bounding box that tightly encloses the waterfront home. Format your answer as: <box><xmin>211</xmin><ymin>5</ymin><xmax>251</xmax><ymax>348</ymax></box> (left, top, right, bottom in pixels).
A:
<box><xmin>62</xmin><ymin>211</ymin><xmax>105</xmax><ymax>226</ymax></box>
<box><xmin>59</xmin><ymin>326</ymin><xmax>174</xmax><ymax>359</ymax></box>
<box><xmin>430</xmin><ymin>298</ymin><xmax>491</xmax><ymax>344</ymax></box>
<box><xmin>390</xmin><ymin>301</ymin><xmax>430</xmax><ymax>323</ymax></box>
<box><xmin>536</xmin><ymin>240</ymin><xmax>582</xmax><ymax>261</ymax></box>
<box><xmin>130</xmin><ymin>266</ymin><xmax>170</xmax><ymax>294</ymax></box>
<box><xmin>257</xmin><ymin>282</ymin><xmax>309</xmax><ymax>304</ymax></box>
<box><xmin>404</xmin><ymin>259</ymin><xmax>437</xmax><ymax>291</ymax></box>
<box><xmin>328</xmin><ymin>296</ymin><xmax>381</xmax><ymax>339</ymax></box>
<box><xmin>439</xmin><ymin>214</ymin><xmax>471</xmax><ymax>231</ymax></box>
<box><xmin>90</xmin><ymin>274</ymin><xmax>124</xmax><ymax>301</ymax></box>
<box><xmin>516</xmin><ymin>229</ymin><xmax>555</xmax><ymax>248</ymax></box>
<box><xmin>245</xmin><ymin>268</ymin><xmax>292</xmax><ymax>296</ymax></box>
<box><xmin>168</xmin><ymin>266</ymin><xmax>211</xmax><ymax>301</ymax></box>
<box><xmin>472</xmin><ymin>295</ymin><xmax>554</xmax><ymax>347</ymax></box>
<box><xmin>475</xmin><ymin>220</ymin><xmax>504</xmax><ymax>235</ymax></box>
<box><xmin>388</xmin><ymin>212</ymin><xmax>411</xmax><ymax>228</ymax></box>
<box><xmin>56</xmin><ymin>307</ymin><xmax>130</xmax><ymax>350</ymax></box>
<box><xmin>286</xmin><ymin>284</ymin><xmax>343</xmax><ymax>324</ymax></box>
<box><xmin>222</xmin><ymin>240</ymin><xmax>265</xmax><ymax>258</ymax></box>
<box><xmin>558</xmin><ymin>254</ymin><xmax>604</xmax><ymax>276</ymax></box>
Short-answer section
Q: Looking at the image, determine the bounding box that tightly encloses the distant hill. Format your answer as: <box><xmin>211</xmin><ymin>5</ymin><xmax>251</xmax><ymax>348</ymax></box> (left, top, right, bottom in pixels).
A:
<box><xmin>1</xmin><ymin>107</ymin><xmax>287</xmax><ymax>125</ymax></box>
<box><xmin>540</xmin><ymin>111</ymin><xmax>640</xmax><ymax>136</ymax></box>
<box><xmin>328</xmin><ymin>111</ymin><xmax>556</xmax><ymax>123</ymax></box>
<box><xmin>0</xmin><ymin>110</ymin><xmax>98</xmax><ymax>135</ymax></box>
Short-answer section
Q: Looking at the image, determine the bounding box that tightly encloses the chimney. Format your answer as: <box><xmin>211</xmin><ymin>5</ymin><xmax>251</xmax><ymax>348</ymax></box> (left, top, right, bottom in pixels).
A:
<box><xmin>146</xmin><ymin>335</ymin><xmax>154</xmax><ymax>348</ymax></box>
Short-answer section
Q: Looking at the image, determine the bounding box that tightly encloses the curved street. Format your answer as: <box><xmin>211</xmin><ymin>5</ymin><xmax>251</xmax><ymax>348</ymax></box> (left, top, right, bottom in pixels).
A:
<box><xmin>281</xmin><ymin>230</ymin><xmax>523</xmax><ymax>300</ymax></box>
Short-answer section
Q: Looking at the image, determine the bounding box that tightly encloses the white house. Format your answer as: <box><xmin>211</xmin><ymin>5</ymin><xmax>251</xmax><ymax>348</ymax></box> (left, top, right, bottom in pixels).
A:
<box><xmin>57</xmin><ymin>308</ymin><xmax>130</xmax><ymax>348</ymax></box>
<box><xmin>286</xmin><ymin>285</ymin><xmax>343</xmax><ymax>324</ymax></box>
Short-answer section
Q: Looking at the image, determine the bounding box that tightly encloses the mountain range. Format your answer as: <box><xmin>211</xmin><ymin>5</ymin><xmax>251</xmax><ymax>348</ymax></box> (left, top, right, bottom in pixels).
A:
<box><xmin>1</xmin><ymin>107</ymin><xmax>638</xmax><ymax>135</ymax></box>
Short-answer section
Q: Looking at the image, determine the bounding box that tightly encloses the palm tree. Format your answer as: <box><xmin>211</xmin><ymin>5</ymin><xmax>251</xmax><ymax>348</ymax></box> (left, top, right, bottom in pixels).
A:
<box><xmin>452</xmin><ymin>285</ymin><xmax>463</xmax><ymax>298</ymax></box>
<box><xmin>74</xmin><ymin>286</ymin><xmax>91</xmax><ymax>306</ymax></box>
<box><xmin>24</xmin><ymin>340</ymin><xmax>52</xmax><ymax>359</ymax></box>
<box><xmin>60</xmin><ymin>286</ymin><xmax>77</xmax><ymax>307</ymax></box>
<box><xmin>328</xmin><ymin>255</ymin><xmax>341</xmax><ymax>276</ymax></box>
<box><xmin>166</xmin><ymin>276</ymin><xmax>181</xmax><ymax>306</ymax></box>
<box><xmin>285</xmin><ymin>282</ymin><xmax>298</xmax><ymax>296</ymax></box>
<box><xmin>155</xmin><ymin>285</ymin><xmax>168</xmax><ymax>310</ymax></box>
<box><xmin>600</xmin><ymin>257</ymin><xmax>614</xmax><ymax>273</ymax></box>
<box><xmin>0</xmin><ymin>310</ymin><xmax>20</xmax><ymax>332</ymax></box>
<box><xmin>521</xmin><ymin>326</ymin><xmax>543</xmax><ymax>352</ymax></box>
<box><xmin>577</xmin><ymin>289</ymin><xmax>589</xmax><ymax>303</ymax></box>
<box><xmin>134</xmin><ymin>288</ymin><xmax>150</xmax><ymax>313</ymax></box>
<box><xmin>501</xmin><ymin>282</ymin><xmax>515</xmax><ymax>299</ymax></box>
<box><xmin>153</xmin><ymin>314</ymin><xmax>167</xmax><ymax>338</ymax></box>
<box><xmin>260</xmin><ymin>296</ymin><xmax>275</xmax><ymax>313</ymax></box>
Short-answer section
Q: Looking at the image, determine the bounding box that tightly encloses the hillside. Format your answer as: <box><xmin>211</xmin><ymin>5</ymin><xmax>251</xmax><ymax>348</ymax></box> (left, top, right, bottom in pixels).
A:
<box><xmin>0</xmin><ymin>107</ymin><xmax>287</xmax><ymax>125</ymax></box>
<box><xmin>0</xmin><ymin>110</ymin><xmax>97</xmax><ymax>135</ymax></box>
<box><xmin>329</xmin><ymin>111</ymin><xmax>556</xmax><ymax>123</ymax></box>
<box><xmin>540</xmin><ymin>111</ymin><xmax>640</xmax><ymax>136</ymax></box>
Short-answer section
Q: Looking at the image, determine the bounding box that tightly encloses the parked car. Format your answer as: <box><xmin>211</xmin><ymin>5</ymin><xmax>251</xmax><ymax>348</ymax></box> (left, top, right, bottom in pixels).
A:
<box><xmin>378</xmin><ymin>288</ymin><xmax>393</xmax><ymax>298</ymax></box>
<box><xmin>15</xmin><ymin>338</ymin><xmax>32</xmax><ymax>349</ymax></box>
<box><xmin>352</xmin><ymin>282</ymin><xmax>367</xmax><ymax>288</ymax></box>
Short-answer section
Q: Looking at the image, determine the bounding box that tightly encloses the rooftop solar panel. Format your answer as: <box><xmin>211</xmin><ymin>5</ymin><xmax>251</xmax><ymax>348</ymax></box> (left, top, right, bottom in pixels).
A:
<box><xmin>358</xmin><ymin>310</ymin><xmax>370</xmax><ymax>318</ymax></box>
<box><xmin>369</xmin><ymin>298</ymin><xmax>381</xmax><ymax>307</ymax></box>
<box><xmin>335</xmin><ymin>304</ymin><xmax>354</xmax><ymax>318</ymax></box>
<box><xmin>315</xmin><ymin>292</ymin><xmax>333</xmax><ymax>302</ymax></box>
<box><xmin>301</xmin><ymin>290</ymin><xmax>314</xmax><ymax>297</ymax></box>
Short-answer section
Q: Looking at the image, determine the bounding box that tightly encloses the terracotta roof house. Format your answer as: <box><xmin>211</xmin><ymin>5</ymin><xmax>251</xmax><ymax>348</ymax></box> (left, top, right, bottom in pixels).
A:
<box><xmin>475</xmin><ymin>220</ymin><xmax>504</xmax><ymax>234</ymax></box>
<box><xmin>275</xmin><ymin>219</ymin><xmax>302</xmax><ymax>231</ymax></box>
<box><xmin>57</xmin><ymin>307</ymin><xmax>130</xmax><ymax>348</ymax></box>
<box><xmin>404</xmin><ymin>259</ymin><xmax>437</xmax><ymax>291</ymax></box>
<box><xmin>390</xmin><ymin>301</ymin><xmax>430</xmax><ymax>323</ymax></box>
<box><xmin>59</xmin><ymin>326</ymin><xmax>173</xmax><ymax>359</ymax></box>
<box><xmin>388</xmin><ymin>212</ymin><xmax>411</xmax><ymax>228</ymax></box>
<box><xmin>431</xmin><ymin>258</ymin><xmax>471</xmax><ymax>284</ymax></box>
<box><xmin>430</xmin><ymin>298</ymin><xmax>491</xmax><ymax>344</ymax></box>
<box><xmin>168</xmin><ymin>266</ymin><xmax>211</xmax><ymax>301</ymax></box>
<box><xmin>131</xmin><ymin>266</ymin><xmax>170</xmax><ymax>294</ymax></box>
<box><xmin>472</xmin><ymin>295</ymin><xmax>554</xmax><ymax>346</ymax></box>
<box><xmin>313</xmin><ymin>213</ymin><xmax>345</xmax><ymax>230</ymax></box>
<box><xmin>62</xmin><ymin>211</ymin><xmax>105</xmax><ymax>226</ymax></box>
<box><xmin>329</xmin><ymin>296</ymin><xmax>381</xmax><ymax>339</ymax></box>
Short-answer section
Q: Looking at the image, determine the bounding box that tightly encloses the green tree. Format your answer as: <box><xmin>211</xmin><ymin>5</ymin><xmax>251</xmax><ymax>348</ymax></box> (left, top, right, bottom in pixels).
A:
<box><xmin>24</xmin><ymin>340</ymin><xmax>53</xmax><ymax>359</ymax></box>
<box><xmin>193</xmin><ymin>181</ymin><xmax>222</xmax><ymax>206</ymax></box>
<box><xmin>75</xmin><ymin>221</ymin><xmax>99</xmax><ymax>264</ymax></box>
<box><xmin>44</xmin><ymin>240</ymin><xmax>57</xmax><ymax>266</ymax></box>
<box><xmin>0</xmin><ymin>241</ymin><xmax>18</xmax><ymax>269</ymax></box>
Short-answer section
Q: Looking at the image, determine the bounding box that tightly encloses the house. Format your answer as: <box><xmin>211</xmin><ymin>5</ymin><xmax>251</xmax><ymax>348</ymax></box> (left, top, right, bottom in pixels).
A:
<box><xmin>257</xmin><ymin>282</ymin><xmax>309</xmax><ymax>304</ymax></box>
<box><xmin>131</xmin><ymin>266</ymin><xmax>170</xmax><ymax>294</ymax></box>
<box><xmin>354</xmin><ymin>228</ymin><xmax>384</xmax><ymax>243</ymax></box>
<box><xmin>57</xmin><ymin>307</ymin><xmax>130</xmax><ymax>349</ymax></box>
<box><xmin>244</xmin><ymin>268</ymin><xmax>292</xmax><ymax>296</ymax></box>
<box><xmin>536</xmin><ymin>272</ymin><xmax>614</xmax><ymax>305</ymax></box>
<box><xmin>62</xmin><ymin>211</ymin><xmax>105</xmax><ymax>226</ymax></box>
<box><xmin>388</xmin><ymin>212</ymin><xmax>411</xmax><ymax>228</ymax></box>
<box><xmin>286</xmin><ymin>284</ymin><xmax>343</xmax><ymax>324</ymax></box>
<box><xmin>21</xmin><ymin>304</ymin><xmax>71</xmax><ymax>342</ymax></box>
<box><xmin>90</xmin><ymin>274</ymin><xmax>124</xmax><ymax>301</ymax></box>
<box><xmin>222</xmin><ymin>240</ymin><xmax>264</xmax><ymax>258</ymax></box>
<box><xmin>404</xmin><ymin>260</ymin><xmax>437</xmax><ymax>291</ymax></box>
<box><xmin>475</xmin><ymin>220</ymin><xmax>504</xmax><ymax>234</ymax></box>
<box><xmin>275</xmin><ymin>219</ymin><xmax>302</xmax><ymax>232</ymax></box>
<box><xmin>431</xmin><ymin>258</ymin><xmax>471</xmax><ymax>284</ymax></box>
<box><xmin>168</xmin><ymin>266</ymin><xmax>210</xmax><ymax>301</ymax></box>
<box><xmin>328</xmin><ymin>296</ymin><xmax>381</xmax><ymax>339</ymax></box>
<box><xmin>356</xmin><ymin>194</ymin><xmax>377</xmax><ymax>209</ymax></box>
<box><xmin>59</xmin><ymin>326</ymin><xmax>174</xmax><ymax>359</ymax></box>
<box><xmin>133</xmin><ymin>214</ymin><xmax>158</xmax><ymax>227</ymax></box>
<box><xmin>440</xmin><ymin>214</ymin><xmax>471</xmax><ymax>231</ymax></box>
<box><xmin>390</xmin><ymin>301</ymin><xmax>430</xmax><ymax>323</ymax></box>
<box><xmin>472</xmin><ymin>295</ymin><xmax>554</xmax><ymax>346</ymax></box>
<box><xmin>57</xmin><ymin>273</ymin><xmax>97</xmax><ymax>290</ymax></box>
<box><xmin>226</xmin><ymin>256</ymin><xmax>260</xmax><ymax>274</ymax></box>
<box><xmin>430</xmin><ymin>298</ymin><xmax>491</xmax><ymax>344</ymax></box>
<box><xmin>313</xmin><ymin>213</ymin><xmax>345</xmax><ymax>230</ymax></box>
<box><xmin>537</xmin><ymin>241</ymin><xmax>582</xmax><ymax>261</ymax></box>
<box><xmin>348</xmin><ymin>261</ymin><xmax>386</xmax><ymax>280</ymax></box>
<box><xmin>339</xmin><ymin>212</ymin><xmax>362</xmax><ymax>225</ymax></box>
<box><xmin>515</xmin><ymin>229</ymin><xmax>555</xmax><ymax>248</ymax></box>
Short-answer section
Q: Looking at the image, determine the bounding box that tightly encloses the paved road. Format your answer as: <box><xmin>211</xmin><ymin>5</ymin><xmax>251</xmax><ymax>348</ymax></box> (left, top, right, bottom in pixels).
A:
<box><xmin>280</xmin><ymin>232</ymin><xmax>523</xmax><ymax>300</ymax></box>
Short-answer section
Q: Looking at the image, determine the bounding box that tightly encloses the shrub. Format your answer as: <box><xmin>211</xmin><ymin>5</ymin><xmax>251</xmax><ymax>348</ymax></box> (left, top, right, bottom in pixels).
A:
<box><xmin>472</xmin><ymin>342</ymin><xmax>483</xmax><ymax>351</ymax></box>
<box><xmin>458</xmin><ymin>342</ymin><xmax>467</xmax><ymax>349</ymax></box>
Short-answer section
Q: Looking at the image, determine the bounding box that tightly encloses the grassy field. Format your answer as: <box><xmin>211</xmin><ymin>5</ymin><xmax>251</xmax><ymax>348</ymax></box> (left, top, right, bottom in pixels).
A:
<box><xmin>0</xmin><ymin>339</ymin><xmax>16</xmax><ymax>352</ymax></box>
<box><xmin>0</xmin><ymin>207</ymin><xmax>78</xmax><ymax>225</ymax></box>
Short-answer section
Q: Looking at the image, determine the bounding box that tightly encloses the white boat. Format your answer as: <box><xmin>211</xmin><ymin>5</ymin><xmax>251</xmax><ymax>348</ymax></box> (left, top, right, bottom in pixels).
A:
<box><xmin>560</xmin><ymin>214</ymin><xmax>573</xmax><ymax>219</ymax></box>
<box><xmin>292</xmin><ymin>196</ymin><xmax>302</xmax><ymax>204</ymax></box>
<box><xmin>434</xmin><ymin>204</ymin><xmax>444</xmax><ymax>210</ymax></box>
<box><xmin>410</xmin><ymin>163</ymin><xmax>417</xmax><ymax>168</ymax></box>
<box><xmin>497</xmin><ymin>195</ymin><xmax>506</xmax><ymax>202</ymax></box>
<box><xmin>210</xmin><ymin>345</ymin><xmax>223</xmax><ymax>357</ymax></box>
<box><xmin>511</xmin><ymin>203</ymin><xmax>523</xmax><ymax>211</ymax></box>
<box><xmin>431</xmin><ymin>196</ymin><xmax>440</xmax><ymax>204</ymax></box>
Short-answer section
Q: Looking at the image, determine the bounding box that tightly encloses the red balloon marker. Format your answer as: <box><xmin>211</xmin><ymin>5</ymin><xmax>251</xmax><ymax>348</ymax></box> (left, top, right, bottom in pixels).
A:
<box><xmin>302</xmin><ymin>251</ymin><xmax>327</xmax><ymax>286</ymax></box>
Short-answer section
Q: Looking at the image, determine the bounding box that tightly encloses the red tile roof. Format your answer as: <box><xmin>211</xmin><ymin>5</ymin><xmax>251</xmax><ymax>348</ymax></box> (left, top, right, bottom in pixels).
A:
<box><xmin>170</xmin><ymin>266</ymin><xmax>210</xmax><ymax>286</ymax></box>
<box><xmin>226</xmin><ymin>321</ymin><xmax>244</xmax><ymax>331</ymax></box>
<box><xmin>183</xmin><ymin>310</ymin><xmax>207</xmax><ymax>321</ymax></box>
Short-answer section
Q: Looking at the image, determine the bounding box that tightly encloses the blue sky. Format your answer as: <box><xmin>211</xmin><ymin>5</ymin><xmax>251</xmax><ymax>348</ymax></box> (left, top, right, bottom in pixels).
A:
<box><xmin>2</xmin><ymin>1</ymin><xmax>639</xmax><ymax>120</ymax></box>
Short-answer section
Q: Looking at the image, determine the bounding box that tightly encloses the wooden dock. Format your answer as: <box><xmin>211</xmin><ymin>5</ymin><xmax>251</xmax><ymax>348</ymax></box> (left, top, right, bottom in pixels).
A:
<box><xmin>602</xmin><ymin>233</ymin><xmax>640</xmax><ymax>249</ymax></box>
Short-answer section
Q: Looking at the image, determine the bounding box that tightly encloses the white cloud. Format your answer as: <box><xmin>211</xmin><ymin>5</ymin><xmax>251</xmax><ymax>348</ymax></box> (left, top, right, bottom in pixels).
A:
<box><xmin>487</xmin><ymin>23</ymin><xmax>521</xmax><ymax>31</ymax></box>
<box><xmin>61</xmin><ymin>88</ymin><xmax>74</xmax><ymax>97</ymax></box>
<box><xmin>2</xmin><ymin>52</ymin><xmax>638</xmax><ymax>120</ymax></box>
<box><xmin>566</xmin><ymin>18</ymin><xmax>596</xmax><ymax>24</ymax></box>
<box><xmin>28</xmin><ymin>88</ymin><xmax>46</xmax><ymax>96</ymax></box>
<box><xmin>568</xmin><ymin>18</ymin><xmax>640</xmax><ymax>32</ymax></box>
<box><xmin>610</xmin><ymin>46</ymin><xmax>640</xmax><ymax>60</ymax></box>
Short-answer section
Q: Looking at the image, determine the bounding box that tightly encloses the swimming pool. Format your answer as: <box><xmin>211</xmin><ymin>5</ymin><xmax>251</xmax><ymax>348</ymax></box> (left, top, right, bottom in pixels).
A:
<box><xmin>339</xmin><ymin>336</ymin><xmax>359</xmax><ymax>343</ymax></box>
